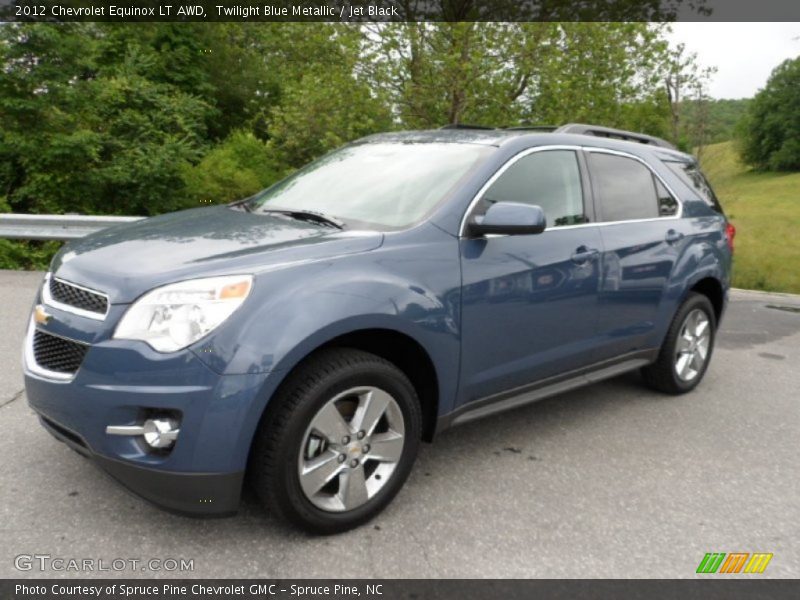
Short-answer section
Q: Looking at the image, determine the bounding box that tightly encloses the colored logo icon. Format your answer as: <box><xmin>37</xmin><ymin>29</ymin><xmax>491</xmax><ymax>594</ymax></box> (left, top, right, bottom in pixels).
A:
<box><xmin>697</xmin><ymin>553</ymin><xmax>773</xmax><ymax>574</ymax></box>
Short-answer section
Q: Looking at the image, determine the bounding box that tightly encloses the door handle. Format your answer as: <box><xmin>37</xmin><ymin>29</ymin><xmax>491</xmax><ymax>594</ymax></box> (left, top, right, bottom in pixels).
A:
<box><xmin>571</xmin><ymin>246</ymin><xmax>599</xmax><ymax>264</ymax></box>
<box><xmin>665</xmin><ymin>229</ymin><xmax>684</xmax><ymax>245</ymax></box>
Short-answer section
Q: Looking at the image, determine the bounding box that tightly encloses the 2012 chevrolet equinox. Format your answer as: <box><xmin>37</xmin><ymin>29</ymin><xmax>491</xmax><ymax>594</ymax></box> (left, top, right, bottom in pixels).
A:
<box><xmin>23</xmin><ymin>124</ymin><xmax>734</xmax><ymax>533</ymax></box>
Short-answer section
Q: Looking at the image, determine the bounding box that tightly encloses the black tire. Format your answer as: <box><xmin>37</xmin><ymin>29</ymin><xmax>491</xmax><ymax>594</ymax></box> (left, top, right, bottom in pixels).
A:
<box><xmin>641</xmin><ymin>292</ymin><xmax>717</xmax><ymax>395</ymax></box>
<box><xmin>249</xmin><ymin>347</ymin><xmax>421</xmax><ymax>534</ymax></box>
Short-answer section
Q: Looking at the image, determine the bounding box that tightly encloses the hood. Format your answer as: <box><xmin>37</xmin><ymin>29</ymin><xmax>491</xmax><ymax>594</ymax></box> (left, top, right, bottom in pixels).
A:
<box><xmin>50</xmin><ymin>206</ymin><xmax>384</xmax><ymax>303</ymax></box>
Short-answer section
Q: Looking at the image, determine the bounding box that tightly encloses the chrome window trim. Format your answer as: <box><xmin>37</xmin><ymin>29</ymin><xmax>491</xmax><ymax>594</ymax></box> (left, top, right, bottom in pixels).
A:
<box><xmin>42</xmin><ymin>272</ymin><xmax>110</xmax><ymax>321</ymax></box>
<box><xmin>458</xmin><ymin>145</ymin><xmax>684</xmax><ymax>237</ymax></box>
<box><xmin>23</xmin><ymin>316</ymin><xmax>77</xmax><ymax>383</ymax></box>
<box><xmin>584</xmin><ymin>147</ymin><xmax>684</xmax><ymax>222</ymax></box>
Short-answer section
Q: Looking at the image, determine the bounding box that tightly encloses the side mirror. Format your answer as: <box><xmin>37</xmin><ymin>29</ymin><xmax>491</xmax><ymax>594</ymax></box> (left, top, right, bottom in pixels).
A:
<box><xmin>467</xmin><ymin>202</ymin><xmax>547</xmax><ymax>237</ymax></box>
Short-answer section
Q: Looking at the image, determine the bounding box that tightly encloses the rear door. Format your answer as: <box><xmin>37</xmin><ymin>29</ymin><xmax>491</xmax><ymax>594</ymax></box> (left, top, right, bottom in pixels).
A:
<box><xmin>458</xmin><ymin>148</ymin><xmax>604</xmax><ymax>404</ymax></box>
<box><xmin>586</xmin><ymin>149</ymin><xmax>685</xmax><ymax>360</ymax></box>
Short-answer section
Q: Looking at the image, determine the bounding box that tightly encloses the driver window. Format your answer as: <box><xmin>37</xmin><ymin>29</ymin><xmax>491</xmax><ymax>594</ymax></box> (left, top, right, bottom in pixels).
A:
<box><xmin>476</xmin><ymin>150</ymin><xmax>587</xmax><ymax>228</ymax></box>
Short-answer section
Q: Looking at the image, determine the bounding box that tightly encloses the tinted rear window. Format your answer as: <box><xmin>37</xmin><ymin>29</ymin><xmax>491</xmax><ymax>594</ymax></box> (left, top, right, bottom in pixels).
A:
<box><xmin>665</xmin><ymin>161</ymin><xmax>724</xmax><ymax>213</ymax></box>
<box><xmin>588</xmin><ymin>153</ymin><xmax>659</xmax><ymax>221</ymax></box>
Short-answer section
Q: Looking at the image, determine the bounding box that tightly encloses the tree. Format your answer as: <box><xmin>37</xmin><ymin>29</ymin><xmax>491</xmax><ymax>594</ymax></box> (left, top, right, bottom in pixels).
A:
<box><xmin>361</xmin><ymin>22</ymin><xmax>680</xmax><ymax>139</ymax></box>
<box><xmin>739</xmin><ymin>56</ymin><xmax>800</xmax><ymax>171</ymax></box>
<box><xmin>263</xmin><ymin>24</ymin><xmax>393</xmax><ymax>169</ymax></box>
<box><xmin>527</xmin><ymin>23</ymin><xmax>672</xmax><ymax>135</ymax></box>
<box><xmin>0</xmin><ymin>23</ymin><xmax>214</xmax><ymax>216</ymax></box>
<box><xmin>0</xmin><ymin>22</ymin><xmax>392</xmax><ymax>219</ymax></box>
<box><xmin>663</xmin><ymin>41</ymin><xmax>716</xmax><ymax>153</ymax></box>
<box><xmin>360</xmin><ymin>23</ymin><xmax>537</xmax><ymax>128</ymax></box>
<box><xmin>0</xmin><ymin>19</ymin><xmax>721</xmax><ymax>270</ymax></box>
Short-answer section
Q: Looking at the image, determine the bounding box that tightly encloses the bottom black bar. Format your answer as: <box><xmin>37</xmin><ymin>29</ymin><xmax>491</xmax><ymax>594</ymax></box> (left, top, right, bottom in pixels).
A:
<box><xmin>1</xmin><ymin>580</ymin><xmax>798</xmax><ymax>600</ymax></box>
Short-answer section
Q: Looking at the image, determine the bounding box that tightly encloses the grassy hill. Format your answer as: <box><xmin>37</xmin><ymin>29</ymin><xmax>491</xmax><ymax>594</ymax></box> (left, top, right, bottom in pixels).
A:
<box><xmin>700</xmin><ymin>141</ymin><xmax>800</xmax><ymax>294</ymax></box>
<box><xmin>683</xmin><ymin>98</ymin><xmax>750</xmax><ymax>145</ymax></box>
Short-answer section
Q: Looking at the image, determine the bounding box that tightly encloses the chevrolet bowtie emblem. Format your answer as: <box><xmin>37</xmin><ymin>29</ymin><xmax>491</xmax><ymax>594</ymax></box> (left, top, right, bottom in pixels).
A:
<box><xmin>34</xmin><ymin>304</ymin><xmax>52</xmax><ymax>325</ymax></box>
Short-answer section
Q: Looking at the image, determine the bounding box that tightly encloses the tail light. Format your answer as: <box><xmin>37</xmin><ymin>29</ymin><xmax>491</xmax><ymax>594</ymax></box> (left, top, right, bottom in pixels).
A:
<box><xmin>725</xmin><ymin>222</ymin><xmax>736</xmax><ymax>254</ymax></box>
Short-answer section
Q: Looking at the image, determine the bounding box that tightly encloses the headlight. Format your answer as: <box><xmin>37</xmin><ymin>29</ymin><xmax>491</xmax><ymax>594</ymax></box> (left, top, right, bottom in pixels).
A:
<box><xmin>114</xmin><ymin>275</ymin><xmax>253</xmax><ymax>352</ymax></box>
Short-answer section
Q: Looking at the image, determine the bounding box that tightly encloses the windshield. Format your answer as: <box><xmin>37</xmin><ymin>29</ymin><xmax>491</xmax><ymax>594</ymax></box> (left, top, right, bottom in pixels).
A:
<box><xmin>248</xmin><ymin>142</ymin><xmax>492</xmax><ymax>229</ymax></box>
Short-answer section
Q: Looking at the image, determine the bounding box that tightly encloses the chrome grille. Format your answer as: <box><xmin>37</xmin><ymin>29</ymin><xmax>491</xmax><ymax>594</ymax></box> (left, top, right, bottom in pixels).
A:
<box><xmin>49</xmin><ymin>277</ymin><xmax>108</xmax><ymax>316</ymax></box>
<box><xmin>31</xmin><ymin>330</ymin><xmax>89</xmax><ymax>375</ymax></box>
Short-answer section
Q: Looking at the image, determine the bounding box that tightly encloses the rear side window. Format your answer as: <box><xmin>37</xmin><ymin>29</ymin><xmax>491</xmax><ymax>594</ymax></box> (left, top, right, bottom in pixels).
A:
<box><xmin>655</xmin><ymin>179</ymin><xmax>679</xmax><ymax>217</ymax></box>
<box><xmin>479</xmin><ymin>150</ymin><xmax>587</xmax><ymax>227</ymax></box>
<box><xmin>588</xmin><ymin>153</ymin><xmax>660</xmax><ymax>221</ymax></box>
<box><xmin>665</xmin><ymin>161</ymin><xmax>724</xmax><ymax>213</ymax></box>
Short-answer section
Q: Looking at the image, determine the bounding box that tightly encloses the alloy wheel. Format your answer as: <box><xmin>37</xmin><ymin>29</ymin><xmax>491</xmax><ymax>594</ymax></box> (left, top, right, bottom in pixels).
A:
<box><xmin>298</xmin><ymin>386</ymin><xmax>405</xmax><ymax>512</ymax></box>
<box><xmin>674</xmin><ymin>308</ymin><xmax>711</xmax><ymax>382</ymax></box>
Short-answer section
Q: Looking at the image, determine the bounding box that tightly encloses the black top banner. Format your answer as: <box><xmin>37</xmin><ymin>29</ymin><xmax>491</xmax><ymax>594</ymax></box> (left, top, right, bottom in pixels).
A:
<box><xmin>1</xmin><ymin>0</ymin><xmax>800</xmax><ymax>22</ymax></box>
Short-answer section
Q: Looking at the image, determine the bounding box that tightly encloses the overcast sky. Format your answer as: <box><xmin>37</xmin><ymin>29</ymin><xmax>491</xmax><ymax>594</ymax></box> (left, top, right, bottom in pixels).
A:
<box><xmin>667</xmin><ymin>23</ymin><xmax>800</xmax><ymax>99</ymax></box>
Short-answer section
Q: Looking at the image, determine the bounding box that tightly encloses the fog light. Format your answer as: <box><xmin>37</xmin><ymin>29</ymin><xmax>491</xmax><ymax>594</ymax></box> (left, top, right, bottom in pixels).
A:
<box><xmin>106</xmin><ymin>417</ymin><xmax>180</xmax><ymax>449</ymax></box>
<box><xmin>142</xmin><ymin>418</ymin><xmax>180</xmax><ymax>449</ymax></box>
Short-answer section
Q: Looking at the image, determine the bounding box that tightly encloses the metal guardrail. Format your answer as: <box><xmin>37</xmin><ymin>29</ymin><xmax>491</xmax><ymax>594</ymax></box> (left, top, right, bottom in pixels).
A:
<box><xmin>0</xmin><ymin>214</ymin><xmax>144</xmax><ymax>241</ymax></box>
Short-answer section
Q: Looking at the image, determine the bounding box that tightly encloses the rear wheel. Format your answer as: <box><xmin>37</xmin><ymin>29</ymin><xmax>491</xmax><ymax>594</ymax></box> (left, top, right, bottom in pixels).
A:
<box><xmin>250</xmin><ymin>348</ymin><xmax>421</xmax><ymax>534</ymax></box>
<box><xmin>641</xmin><ymin>292</ymin><xmax>716</xmax><ymax>394</ymax></box>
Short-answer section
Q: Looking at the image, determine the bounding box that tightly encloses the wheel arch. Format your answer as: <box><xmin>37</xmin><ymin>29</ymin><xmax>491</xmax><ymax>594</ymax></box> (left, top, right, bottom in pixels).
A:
<box><xmin>256</xmin><ymin>325</ymin><xmax>442</xmax><ymax>445</ymax></box>
<box><xmin>689</xmin><ymin>276</ymin><xmax>725</xmax><ymax>325</ymax></box>
<box><xmin>316</xmin><ymin>329</ymin><xmax>439</xmax><ymax>442</ymax></box>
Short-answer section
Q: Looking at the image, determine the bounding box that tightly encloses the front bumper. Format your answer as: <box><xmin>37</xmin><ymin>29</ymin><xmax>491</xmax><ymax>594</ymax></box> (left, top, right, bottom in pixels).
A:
<box><xmin>23</xmin><ymin>297</ymin><xmax>280</xmax><ymax>516</ymax></box>
<box><xmin>37</xmin><ymin>414</ymin><xmax>243</xmax><ymax>516</ymax></box>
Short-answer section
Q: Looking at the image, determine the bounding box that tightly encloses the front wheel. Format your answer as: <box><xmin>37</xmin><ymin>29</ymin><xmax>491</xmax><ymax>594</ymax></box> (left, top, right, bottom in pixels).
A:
<box><xmin>641</xmin><ymin>292</ymin><xmax>717</xmax><ymax>395</ymax></box>
<box><xmin>249</xmin><ymin>348</ymin><xmax>421</xmax><ymax>534</ymax></box>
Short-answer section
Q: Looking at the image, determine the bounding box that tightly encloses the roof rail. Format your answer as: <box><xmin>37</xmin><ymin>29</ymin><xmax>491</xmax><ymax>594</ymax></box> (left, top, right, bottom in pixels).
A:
<box><xmin>503</xmin><ymin>125</ymin><xmax>558</xmax><ymax>132</ymax></box>
<box><xmin>439</xmin><ymin>123</ymin><xmax>496</xmax><ymax>130</ymax></box>
<box><xmin>555</xmin><ymin>123</ymin><xmax>676</xmax><ymax>149</ymax></box>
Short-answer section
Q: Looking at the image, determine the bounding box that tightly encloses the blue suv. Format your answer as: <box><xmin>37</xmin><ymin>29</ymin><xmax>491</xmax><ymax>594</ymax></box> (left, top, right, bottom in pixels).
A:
<box><xmin>23</xmin><ymin>124</ymin><xmax>734</xmax><ymax>533</ymax></box>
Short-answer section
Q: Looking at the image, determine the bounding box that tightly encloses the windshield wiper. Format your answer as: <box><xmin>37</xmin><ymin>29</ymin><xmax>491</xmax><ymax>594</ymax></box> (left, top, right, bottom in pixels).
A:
<box><xmin>228</xmin><ymin>198</ymin><xmax>253</xmax><ymax>213</ymax></box>
<box><xmin>260</xmin><ymin>208</ymin><xmax>345</xmax><ymax>230</ymax></box>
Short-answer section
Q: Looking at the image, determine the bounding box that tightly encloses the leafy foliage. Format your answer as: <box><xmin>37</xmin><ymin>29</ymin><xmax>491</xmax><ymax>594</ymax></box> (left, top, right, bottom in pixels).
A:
<box><xmin>0</xmin><ymin>23</ymin><xmax>212</xmax><ymax>217</ymax></box>
<box><xmin>739</xmin><ymin>56</ymin><xmax>800</xmax><ymax>171</ymax></box>
<box><xmin>0</xmin><ymin>21</ymin><xmax>715</xmax><ymax>267</ymax></box>
<box><xmin>360</xmin><ymin>23</ymin><xmax>691</xmax><ymax>139</ymax></box>
<box><xmin>663</xmin><ymin>41</ymin><xmax>716</xmax><ymax>153</ymax></box>
<box><xmin>181</xmin><ymin>131</ymin><xmax>281</xmax><ymax>205</ymax></box>
<box><xmin>263</xmin><ymin>25</ymin><xmax>393</xmax><ymax>168</ymax></box>
<box><xmin>0</xmin><ymin>239</ymin><xmax>61</xmax><ymax>270</ymax></box>
<box><xmin>681</xmin><ymin>98</ymin><xmax>750</xmax><ymax>146</ymax></box>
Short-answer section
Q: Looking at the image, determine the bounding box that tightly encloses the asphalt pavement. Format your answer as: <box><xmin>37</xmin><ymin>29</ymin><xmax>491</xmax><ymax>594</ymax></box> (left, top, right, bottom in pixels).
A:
<box><xmin>0</xmin><ymin>270</ymin><xmax>798</xmax><ymax>578</ymax></box>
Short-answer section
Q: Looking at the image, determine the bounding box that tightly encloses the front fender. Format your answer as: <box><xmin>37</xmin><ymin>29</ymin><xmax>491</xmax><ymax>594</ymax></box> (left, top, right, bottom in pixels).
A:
<box><xmin>192</xmin><ymin>225</ymin><xmax>462</xmax><ymax>414</ymax></box>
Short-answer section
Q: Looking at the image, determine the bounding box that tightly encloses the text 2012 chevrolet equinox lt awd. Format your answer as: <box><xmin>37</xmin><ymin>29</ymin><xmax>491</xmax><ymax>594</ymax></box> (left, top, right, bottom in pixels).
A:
<box><xmin>24</xmin><ymin>124</ymin><xmax>734</xmax><ymax>533</ymax></box>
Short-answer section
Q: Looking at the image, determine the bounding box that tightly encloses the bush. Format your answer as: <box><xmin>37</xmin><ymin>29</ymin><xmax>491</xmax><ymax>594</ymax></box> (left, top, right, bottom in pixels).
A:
<box><xmin>181</xmin><ymin>131</ymin><xmax>283</xmax><ymax>205</ymax></box>
<box><xmin>0</xmin><ymin>240</ymin><xmax>61</xmax><ymax>270</ymax></box>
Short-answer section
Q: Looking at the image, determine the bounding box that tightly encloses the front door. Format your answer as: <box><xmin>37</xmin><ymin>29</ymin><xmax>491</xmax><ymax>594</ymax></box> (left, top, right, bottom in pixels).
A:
<box><xmin>459</xmin><ymin>149</ymin><xmax>603</xmax><ymax>406</ymax></box>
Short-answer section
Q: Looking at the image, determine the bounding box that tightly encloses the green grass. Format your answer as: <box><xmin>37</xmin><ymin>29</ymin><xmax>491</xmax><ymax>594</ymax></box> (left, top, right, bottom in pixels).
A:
<box><xmin>700</xmin><ymin>141</ymin><xmax>800</xmax><ymax>294</ymax></box>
